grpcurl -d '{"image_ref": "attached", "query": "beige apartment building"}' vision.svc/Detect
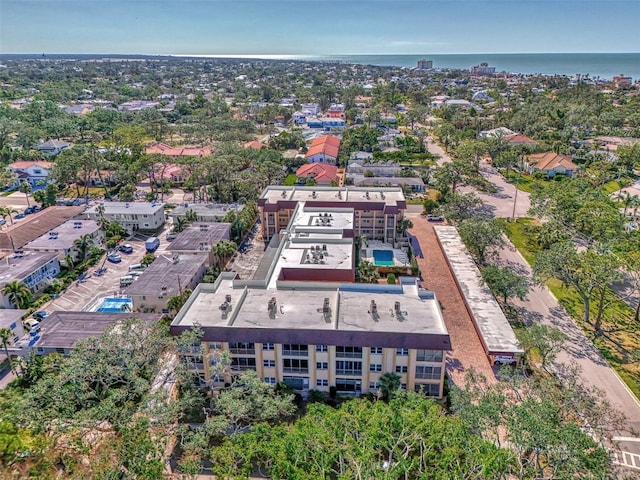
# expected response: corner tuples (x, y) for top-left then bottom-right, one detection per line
(171, 273), (451, 398)
(258, 186), (407, 243)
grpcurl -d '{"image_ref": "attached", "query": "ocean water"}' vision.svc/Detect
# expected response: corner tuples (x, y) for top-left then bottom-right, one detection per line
(303, 53), (640, 80)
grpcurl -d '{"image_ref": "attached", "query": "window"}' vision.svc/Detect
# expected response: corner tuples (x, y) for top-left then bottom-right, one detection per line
(231, 357), (256, 371)
(336, 378), (361, 393)
(336, 361), (362, 376)
(416, 349), (443, 362)
(370, 347), (383, 355)
(335, 346), (362, 358)
(283, 358), (308, 374)
(396, 348), (409, 356)
(229, 342), (255, 355)
(316, 379), (329, 387)
(36, 347), (44, 353)
(316, 362), (328, 370)
(262, 343), (275, 351)
(316, 344), (328, 352)
(369, 364), (382, 373)
(369, 381), (380, 390)
(395, 365), (408, 374)
(263, 360), (276, 368)
(282, 344), (308, 356)
(400, 383), (407, 390)
(415, 383), (441, 397)
(415, 366), (441, 380)
(264, 377), (277, 385)
(209, 342), (222, 350)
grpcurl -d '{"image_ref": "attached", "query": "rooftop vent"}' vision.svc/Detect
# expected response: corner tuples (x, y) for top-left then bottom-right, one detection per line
(311, 191), (317, 199)
(394, 301), (401, 314)
(365, 192), (370, 199)
(225, 294), (232, 303)
(322, 297), (330, 314)
(369, 300), (377, 315)
(267, 297), (277, 316)
(281, 191), (287, 198)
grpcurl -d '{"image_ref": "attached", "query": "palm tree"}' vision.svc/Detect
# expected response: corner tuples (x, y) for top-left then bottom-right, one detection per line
(18, 181), (32, 206)
(378, 372), (401, 401)
(73, 233), (94, 262)
(173, 217), (189, 233)
(0, 327), (15, 373)
(2, 280), (32, 309)
(64, 252), (75, 271)
(212, 240), (237, 269)
(355, 235), (368, 267)
(357, 260), (379, 284)
(396, 218), (414, 237)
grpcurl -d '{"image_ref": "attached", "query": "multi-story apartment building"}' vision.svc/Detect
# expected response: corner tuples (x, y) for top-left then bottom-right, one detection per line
(258, 186), (407, 243)
(171, 273), (451, 397)
(84, 202), (165, 234)
(0, 252), (60, 308)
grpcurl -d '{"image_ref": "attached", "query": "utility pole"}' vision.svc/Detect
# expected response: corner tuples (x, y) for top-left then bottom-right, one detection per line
(511, 184), (519, 221)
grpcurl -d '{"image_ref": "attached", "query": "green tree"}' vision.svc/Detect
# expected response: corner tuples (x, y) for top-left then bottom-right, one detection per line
(533, 242), (621, 331)
(518, 324), (567, 373)
(212, 239), (237, 269)
(141, 252), (156, 267)
(378, 371), (401, 401)
(481, 265), (529, 305)
(73, 233), (94, 263)
(173, 216), (189, 233)
(356, 260), (379, 283)
(18, 182), (32, 206)
(2, 280), (32, 309)
(458, 218), (505, 265)
(0, 328), (15, 373)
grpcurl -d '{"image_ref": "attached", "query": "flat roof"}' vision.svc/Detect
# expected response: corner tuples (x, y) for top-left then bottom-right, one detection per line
(0, 309), (28, 329)
(171, 275), (450, 350)
(85, 201), (164, 215)
(0, 251), (58, 285)
(434, 226), (523, 355)
(259, 186), (406, 207)
(14, 312), (162, 349)
(0, 206), (85, 251)
(23, 219), (100, 251)
(124, 253), (208, 298)
(170, 203), (244, 218)
(167, 223), (231, 252)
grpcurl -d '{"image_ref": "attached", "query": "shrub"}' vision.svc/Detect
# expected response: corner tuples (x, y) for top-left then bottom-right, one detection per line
(387, 273), (396, 285)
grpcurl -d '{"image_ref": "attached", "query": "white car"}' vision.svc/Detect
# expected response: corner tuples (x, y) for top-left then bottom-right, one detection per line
(493, 355), (518, 366)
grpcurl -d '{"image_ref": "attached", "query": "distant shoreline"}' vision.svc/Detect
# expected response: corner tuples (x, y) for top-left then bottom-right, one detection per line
(1, 52), (639, 80)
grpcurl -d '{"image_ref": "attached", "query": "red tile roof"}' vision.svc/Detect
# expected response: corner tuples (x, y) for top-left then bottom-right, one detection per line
(305, 135), (340, 159)
(8, 161), (53, 170)
(529, 152), (578, 171)
(296, 163), (339, 184)
(504, 133), (536, 144)
(244, 141), (264, 150)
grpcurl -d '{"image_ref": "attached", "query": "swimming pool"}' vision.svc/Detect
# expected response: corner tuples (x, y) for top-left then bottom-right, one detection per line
(372, 250), (394, 267)
(96, 297), (133, 313)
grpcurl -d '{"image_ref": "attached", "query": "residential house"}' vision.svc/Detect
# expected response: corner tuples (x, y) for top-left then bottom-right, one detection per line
(7, 160), (53, 186)
(613, 74), (633, 88)
(0, 309), (27, 347)
(525, 152), (578, 177)
(167, 223), (232, 265)
(84, 202), (165, 234)
(296, 163), (339, 186)
(145, 142), (212, 157)
(0, 252), (61, 308)
(34, 140), (69, 156)
(305, 135), (341, 164)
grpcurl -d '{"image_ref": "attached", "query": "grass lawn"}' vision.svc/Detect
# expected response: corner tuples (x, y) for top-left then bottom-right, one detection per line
(502, 170), (545, 194)
(282, 174), (297, 186)
(602, 177), (635, 195)
(502, 219), (640, 398)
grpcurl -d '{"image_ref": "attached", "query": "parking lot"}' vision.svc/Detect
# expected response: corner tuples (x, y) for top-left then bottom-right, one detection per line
(43, 223), (173, 314)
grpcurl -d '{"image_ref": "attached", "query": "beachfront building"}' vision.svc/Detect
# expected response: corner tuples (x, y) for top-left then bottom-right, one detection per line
(0, 252), (61, 308)
(84, 202), (165, 234)
(257, 186), (407, 243)
(417, 59), (433, 70)
(22, 219), (103, 266)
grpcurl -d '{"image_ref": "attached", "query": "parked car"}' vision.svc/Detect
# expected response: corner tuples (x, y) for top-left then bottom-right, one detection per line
(107, 253), (122, 263)
(33, 310), (49, 320)
(493, 355), (518, 366)
(166, 232), (177, 241)
(14, 213), (25, 219)
(427, 214), (444, 222)
(145, 236), (160, 252)
(0, 219), (5, 226)
(118, 244), (133, 254)
(24, 319), (40, 331)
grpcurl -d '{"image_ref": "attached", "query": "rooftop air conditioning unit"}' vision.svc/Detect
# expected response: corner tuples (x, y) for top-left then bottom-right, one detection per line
(370, 300), (377, 315)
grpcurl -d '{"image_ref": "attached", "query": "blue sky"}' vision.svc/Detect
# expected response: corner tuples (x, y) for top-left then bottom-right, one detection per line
(1, 0), (638, 55)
